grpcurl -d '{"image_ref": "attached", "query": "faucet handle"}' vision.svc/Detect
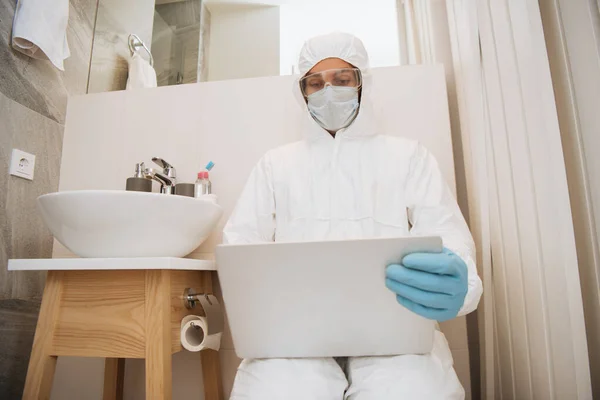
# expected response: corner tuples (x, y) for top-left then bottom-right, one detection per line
(133, 162), (146, 178)
(152, 157), (173, 170)
(152, 157), (177, 178)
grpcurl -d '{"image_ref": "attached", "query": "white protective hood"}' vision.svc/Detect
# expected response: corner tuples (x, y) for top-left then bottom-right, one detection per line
(293, 32), (378, 142)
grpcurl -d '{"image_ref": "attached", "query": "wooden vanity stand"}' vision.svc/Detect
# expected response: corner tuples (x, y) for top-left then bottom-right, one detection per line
(8, 258), (223, 400)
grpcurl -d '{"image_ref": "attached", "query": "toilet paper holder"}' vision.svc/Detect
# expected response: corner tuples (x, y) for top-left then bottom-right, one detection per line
(183, 288), (224, 335)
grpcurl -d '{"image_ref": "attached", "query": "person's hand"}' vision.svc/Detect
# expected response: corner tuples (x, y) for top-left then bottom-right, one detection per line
(385, 248), (468, 322)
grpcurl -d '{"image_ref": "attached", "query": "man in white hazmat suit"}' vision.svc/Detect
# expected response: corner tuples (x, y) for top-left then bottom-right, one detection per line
(223, 32), (483, 399)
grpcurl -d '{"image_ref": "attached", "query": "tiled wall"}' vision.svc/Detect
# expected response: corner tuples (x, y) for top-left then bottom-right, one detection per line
(154, 0), (202, 86)
(0, 0), (96, 397)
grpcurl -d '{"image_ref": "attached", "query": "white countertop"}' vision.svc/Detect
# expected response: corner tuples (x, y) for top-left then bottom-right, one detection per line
(8, 257), (216, 271)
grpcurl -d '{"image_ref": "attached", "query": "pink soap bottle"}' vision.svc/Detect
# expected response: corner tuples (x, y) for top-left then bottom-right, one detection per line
(194, 172), (208, 197)
(195, 161), (214, 198)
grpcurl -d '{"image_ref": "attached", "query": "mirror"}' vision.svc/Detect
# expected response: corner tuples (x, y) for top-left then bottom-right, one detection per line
(88, 0), (207, 92)
(86, 0), (401, 93)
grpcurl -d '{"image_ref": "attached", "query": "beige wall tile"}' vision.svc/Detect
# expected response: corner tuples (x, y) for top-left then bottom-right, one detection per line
(0, 0), (96, 123)
(1, 0), (94, 398)
(0, 300), (40, 398)
(0, 93), (63, 300)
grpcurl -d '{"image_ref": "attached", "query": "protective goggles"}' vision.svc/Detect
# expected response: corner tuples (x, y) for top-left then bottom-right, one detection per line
(299, 68), (362, 97)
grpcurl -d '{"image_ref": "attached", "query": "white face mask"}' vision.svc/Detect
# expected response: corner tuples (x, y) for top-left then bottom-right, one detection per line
(307, 85), (360, 132)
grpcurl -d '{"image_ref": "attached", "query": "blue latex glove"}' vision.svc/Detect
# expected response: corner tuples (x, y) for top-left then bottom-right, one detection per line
(385, 248), (468, 322)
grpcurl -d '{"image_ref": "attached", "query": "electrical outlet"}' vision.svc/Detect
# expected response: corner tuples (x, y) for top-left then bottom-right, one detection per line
(9, 149), (36, 181)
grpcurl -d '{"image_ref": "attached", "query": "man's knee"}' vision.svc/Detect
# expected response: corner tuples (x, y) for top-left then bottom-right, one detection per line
(345, 332), (465, 399)
(230, 357), (347, 400)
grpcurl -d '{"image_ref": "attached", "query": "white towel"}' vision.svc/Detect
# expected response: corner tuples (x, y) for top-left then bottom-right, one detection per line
(11, 0), (70, 71)
(126, 53), (158, 90)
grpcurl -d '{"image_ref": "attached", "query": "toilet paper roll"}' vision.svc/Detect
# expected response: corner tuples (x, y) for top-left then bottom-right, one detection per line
(180, 315), (222, 352)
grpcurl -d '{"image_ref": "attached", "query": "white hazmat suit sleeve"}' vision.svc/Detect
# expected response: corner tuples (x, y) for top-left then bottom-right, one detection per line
(406, 143), (483, 316)
(223, 154), (276, 245)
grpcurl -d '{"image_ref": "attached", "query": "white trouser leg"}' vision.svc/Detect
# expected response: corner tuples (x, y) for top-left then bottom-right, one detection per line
(345, 331), (465, 399)
(229, 357), (348, 400)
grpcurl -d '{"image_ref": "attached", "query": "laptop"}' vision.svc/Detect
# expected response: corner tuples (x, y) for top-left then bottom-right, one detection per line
(216, 236), (441, 359)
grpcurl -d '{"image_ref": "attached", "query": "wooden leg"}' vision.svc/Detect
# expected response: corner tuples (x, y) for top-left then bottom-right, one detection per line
(145, 270), (172, 400)
(103, 358), (125, 400)
(201, 350), (224, 400)
(23, 271), (64, 400)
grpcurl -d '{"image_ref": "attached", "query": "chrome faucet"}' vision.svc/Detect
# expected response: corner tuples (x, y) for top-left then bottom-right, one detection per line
(144, 158), (177, 194)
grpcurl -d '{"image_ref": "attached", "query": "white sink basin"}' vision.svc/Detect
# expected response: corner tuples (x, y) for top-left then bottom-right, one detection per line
(37, 190), (223, 258)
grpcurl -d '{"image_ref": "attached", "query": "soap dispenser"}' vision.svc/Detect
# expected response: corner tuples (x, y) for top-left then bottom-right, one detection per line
(126, 162), (152, 192)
